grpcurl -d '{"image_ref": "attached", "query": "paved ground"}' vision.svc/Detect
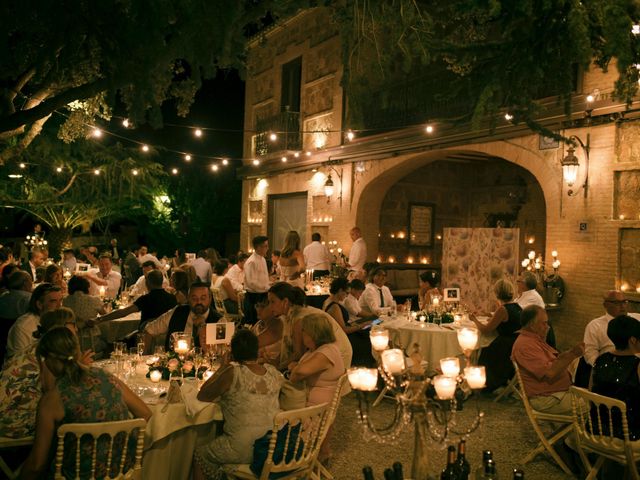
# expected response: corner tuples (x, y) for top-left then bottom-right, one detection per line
(328, 392), (577, 479)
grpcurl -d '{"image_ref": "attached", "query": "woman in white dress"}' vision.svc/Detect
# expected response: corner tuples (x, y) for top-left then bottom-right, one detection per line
(211, 259), (240, 313)
(278, 231), (305, 288)
(194, 329), (283, 480)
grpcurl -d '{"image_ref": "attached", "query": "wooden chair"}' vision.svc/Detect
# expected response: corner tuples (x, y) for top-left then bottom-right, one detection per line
(53, 418), (146, 480)
(0, 436), (33, 479)
(569, 386), (640, 480)
(512, 361), (574, 475)
(211, 287), (242, 323)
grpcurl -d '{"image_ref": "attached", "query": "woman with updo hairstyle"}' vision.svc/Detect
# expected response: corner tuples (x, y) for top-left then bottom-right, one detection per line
(63, 275), (107, 356)
(44, 264), (67, 295)
(19, 327), (151, 479)
(472, 278), (522, 392)
(170, 269), (190, 305)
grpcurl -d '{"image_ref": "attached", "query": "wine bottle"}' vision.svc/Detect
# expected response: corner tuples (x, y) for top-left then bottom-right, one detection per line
(383, 468), (395, 480)
(392, 462), (404, 480)
(455, 439), (471, 479)
(362, 466), (375, 480)
(512, 469), (524, 479)
(475, 450), (493, 479)
(482, 459), (498, 479)
(441, 445), (458, 480)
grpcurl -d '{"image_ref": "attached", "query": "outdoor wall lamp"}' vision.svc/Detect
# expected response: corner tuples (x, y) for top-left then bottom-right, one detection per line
(324, 164), (343, 206)
(561, 134), (589, 196)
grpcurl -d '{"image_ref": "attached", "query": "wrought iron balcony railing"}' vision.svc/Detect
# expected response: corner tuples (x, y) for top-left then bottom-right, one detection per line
(254, 111), (302, 156)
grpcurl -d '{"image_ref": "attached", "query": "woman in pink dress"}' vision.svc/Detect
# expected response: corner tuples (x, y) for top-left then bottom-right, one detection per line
(288, 313), (345, 464)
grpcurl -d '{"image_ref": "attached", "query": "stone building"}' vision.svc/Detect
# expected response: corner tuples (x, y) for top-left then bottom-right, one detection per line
(239, 7), (640, 347)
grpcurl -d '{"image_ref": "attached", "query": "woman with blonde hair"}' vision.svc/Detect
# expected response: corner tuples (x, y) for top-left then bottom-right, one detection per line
(278, 231), (305, 288)
(44, 264), (67, 295)
(19, 327), (151, 479)
(471, 278), (522, 392)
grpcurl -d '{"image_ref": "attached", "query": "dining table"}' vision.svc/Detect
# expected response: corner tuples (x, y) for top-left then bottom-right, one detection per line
(99, 311), (141, 343)
(380, 314), (496, 375)
(98, 358), (223, 480)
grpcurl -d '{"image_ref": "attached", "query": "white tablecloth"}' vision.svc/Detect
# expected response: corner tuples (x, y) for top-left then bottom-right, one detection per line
(99, 312), (141, 343)
(381, 316), (495, 374)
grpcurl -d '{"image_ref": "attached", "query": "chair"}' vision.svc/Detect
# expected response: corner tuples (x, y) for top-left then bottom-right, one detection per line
(53, 418), (146, 480)
(0, 436), (33, 479)
(224, 403), (332, 480)
(512, 361), (574, 474)
(569, 386), (640, 480)
(211, 287), (242, 323)
(493, 374), (520, 403)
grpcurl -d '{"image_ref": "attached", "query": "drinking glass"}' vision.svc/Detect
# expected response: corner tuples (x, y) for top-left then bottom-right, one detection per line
(137, 341), (145, 357)
(128, 348), (138, 376)
(154, 346), (165, 355)
(113, 342), (125, 357)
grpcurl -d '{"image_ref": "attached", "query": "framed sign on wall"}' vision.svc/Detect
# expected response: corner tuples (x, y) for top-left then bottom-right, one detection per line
(408, 203), (435, 247)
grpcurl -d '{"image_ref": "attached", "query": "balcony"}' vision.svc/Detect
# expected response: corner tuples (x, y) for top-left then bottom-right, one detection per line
(254, 110), (302, 156)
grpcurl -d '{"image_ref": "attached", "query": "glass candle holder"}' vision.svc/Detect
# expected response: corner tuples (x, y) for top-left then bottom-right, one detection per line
(347, 367), (379, 391)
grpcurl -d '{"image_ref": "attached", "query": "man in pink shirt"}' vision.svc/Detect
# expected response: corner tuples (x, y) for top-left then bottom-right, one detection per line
(512, 305), (585, 415)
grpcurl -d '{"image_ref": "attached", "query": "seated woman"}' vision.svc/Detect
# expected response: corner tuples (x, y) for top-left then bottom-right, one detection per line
(63, 275), (107, 356)
(19, 327), (151, 480)
(44, 264), (68, 296)
(418, 271), (441, 310)
(169, 269), (190, 305)
(0, 308), (91, 439)
(288, 313), (346, 464)
(194, 329), (283, 480)
(322, 277), (374, 367)
(211, 259), (240, 314)
(252, 301), (283, 367)
(591, 314), (640, 440)
(472, 279), (522, 392)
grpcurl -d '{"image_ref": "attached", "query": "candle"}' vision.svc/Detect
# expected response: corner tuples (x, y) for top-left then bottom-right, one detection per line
(552, 260), (560, 269)
(175, 339), (189, 354)
(150, 370), (162, 383)
(453, 314), (462, 323)
(381, 349), (405, 374)
(457, 328), (479, 351)
(202, 370), (214, 382)
(464, 366), (487, 389)
(528, 250), (535, 260)
(440, 357), (460, 377)
(432, 297), (440, 307)
(411, 311), (418, 320)
(551, 250), (558, 258)
(369, 328), (389, 351)
(418, 314), (427, 323)
(98, 286), (106, 299)
(347, 367), (378, 391)
(433, 375), (457, 400)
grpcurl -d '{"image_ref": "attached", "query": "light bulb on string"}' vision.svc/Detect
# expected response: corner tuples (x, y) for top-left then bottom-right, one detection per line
(194, 128), (203, 137)
(92, 128), (102, 138)
(211, 164), (219, 172)
(252, 159), (260, 166)
(346, 130), (355, 141)
(122, 119), (130, 128)
(269, 132), (277, 142)
(19, 163), (25, 169)
(93, 169), (100, 175)
(132, 169), (139, 176)
(294, 152), (300, 158)
(222, 159), (229, 166)
(425, 125), (434, 134)
(306, 151), (312, 157)
(55, 167), (62, 173)
(141, 145), (149, 152)
(171, 168), (178, 175)
(504, 113), (513, 121)
(184, 154), (192, 162)
(281, 156), (287, 163)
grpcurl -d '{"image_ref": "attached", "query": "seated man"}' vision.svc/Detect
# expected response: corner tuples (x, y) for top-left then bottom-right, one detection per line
(584, 290), (640, 366)
(359, 267), (394, 316)
(143, 282), (222, 352)
(511, 305), (584, 415)
(131, 260), (168, 298)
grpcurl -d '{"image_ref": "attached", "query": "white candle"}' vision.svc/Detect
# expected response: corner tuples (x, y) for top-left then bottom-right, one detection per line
(432, 297), (440, 307)
(369, 328), (389, 351)
(418, 314), (427, 323)
(464, 366), (487, 389)
(381, 349), (405, 374)
(440, 357), (460, 377)
(457, 327), (479, 351)
(98, 286), (106, 299)
(433, 375), (457, 400)
(411, 311), (418, 320)
(347, 367), (378, 391)
(175, 339), (189, 354)
(150, 370), (162, 383)
(551, 250), (558, 258)
(528, 250), (536, 260)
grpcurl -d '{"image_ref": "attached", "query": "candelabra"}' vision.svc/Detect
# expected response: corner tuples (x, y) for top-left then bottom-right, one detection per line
(348, 326), (486, 479)
(521, 249), (564, 306)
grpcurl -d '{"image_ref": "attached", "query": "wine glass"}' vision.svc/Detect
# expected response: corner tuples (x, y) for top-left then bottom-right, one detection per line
(154, 346), (165, 355)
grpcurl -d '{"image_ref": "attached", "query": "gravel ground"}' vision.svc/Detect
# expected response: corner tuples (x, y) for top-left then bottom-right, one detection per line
(327, 392), (578, 479)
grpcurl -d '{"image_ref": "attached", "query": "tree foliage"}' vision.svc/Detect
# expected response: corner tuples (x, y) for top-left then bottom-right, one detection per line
(0, 0), (304, 163)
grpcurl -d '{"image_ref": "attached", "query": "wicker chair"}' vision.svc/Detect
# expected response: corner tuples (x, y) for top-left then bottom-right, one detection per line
(53, 418), (146, 480)
(569, 386), (640, 480)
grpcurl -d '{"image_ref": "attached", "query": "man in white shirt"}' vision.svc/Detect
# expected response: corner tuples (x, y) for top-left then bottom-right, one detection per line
(583, 290), (640, 366)
(87, 254), (122, 299)
(303, 233), (332, 278)
(142, 282), (223, 352)
(131, 261), (169, 298)
(6, 283), (63, 359)
(360, 267), (394, 316)
(138, 245), (162, 268)
(243, 236), (270, 325)
(225, 253), (248, 291)
(192, 250), (213, 283)
(343, 279), (368, 324)
(515, 272), (546, 309)
(347, 227), (367, 280)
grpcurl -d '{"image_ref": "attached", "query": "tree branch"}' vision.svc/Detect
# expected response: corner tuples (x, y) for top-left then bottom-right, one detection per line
(0, 114), (51, 164)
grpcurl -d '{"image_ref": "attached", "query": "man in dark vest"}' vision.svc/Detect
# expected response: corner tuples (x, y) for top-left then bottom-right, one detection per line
(142, 281), (222, 352)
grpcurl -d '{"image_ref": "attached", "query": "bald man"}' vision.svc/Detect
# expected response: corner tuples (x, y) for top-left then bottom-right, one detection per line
(583, 290), (640, 366)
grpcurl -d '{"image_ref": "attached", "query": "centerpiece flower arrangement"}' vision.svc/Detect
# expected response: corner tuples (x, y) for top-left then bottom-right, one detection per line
(146, 352), (207, 380)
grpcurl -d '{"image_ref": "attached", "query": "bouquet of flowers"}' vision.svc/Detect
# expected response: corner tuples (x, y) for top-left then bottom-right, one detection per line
(146, 352), (207, 380)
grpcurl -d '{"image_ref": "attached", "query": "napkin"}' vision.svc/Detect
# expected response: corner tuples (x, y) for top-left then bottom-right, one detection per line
(181, 379), (210, 418)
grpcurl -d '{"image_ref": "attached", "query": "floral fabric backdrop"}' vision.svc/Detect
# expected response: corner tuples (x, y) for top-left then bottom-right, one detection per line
(442, 228), (520, 314)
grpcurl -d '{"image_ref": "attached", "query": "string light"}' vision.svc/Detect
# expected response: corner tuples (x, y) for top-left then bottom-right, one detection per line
(346, 130), (355, 141)
(281, 156), (287, 162)
(19, 163), (25, 169)
(633, 24), (640, 35)
(294, 152), (300, 158)
(194, 128), (203, 137)
(91, 128), (102, 138)
(222, 159), (229, 165)
(184, 154), (192, 161)
(171, 168), (178, 175)
(211, 164), (219, 172)
(122, 119), (130, 128)
(306, 151), (312, 156)
(504, 113), (513, 121)
(93, 169), (100, 175)
(269, 132), (277, 141)
(132, 169), (139, 176)
(141, 145), (149, 152)
(425, 125), (434, 134)
(252, 159), (260, 166)
(586, 94), (595, 103)
(55, 167), (62, 173)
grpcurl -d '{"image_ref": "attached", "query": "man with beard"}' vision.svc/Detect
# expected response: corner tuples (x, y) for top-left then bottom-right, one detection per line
(142, 282), (222, 352)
